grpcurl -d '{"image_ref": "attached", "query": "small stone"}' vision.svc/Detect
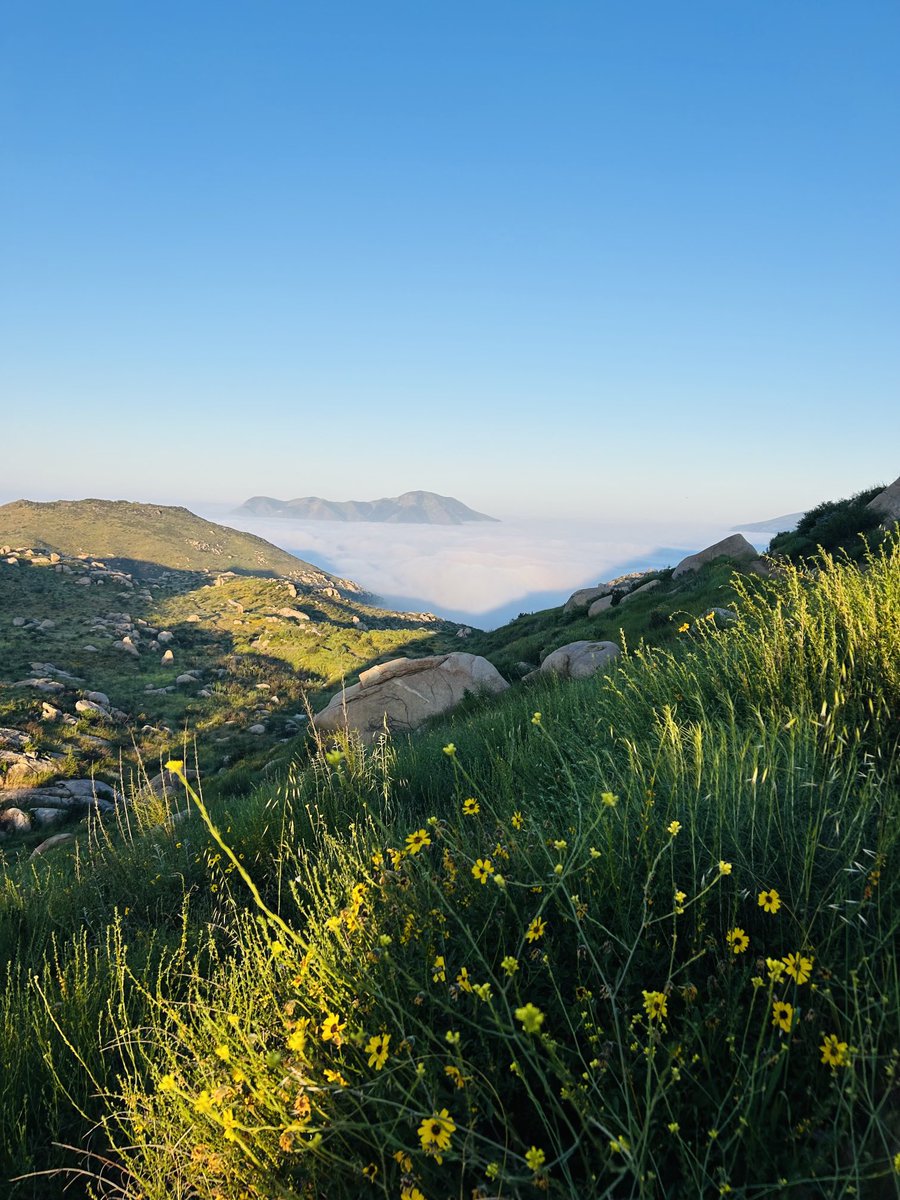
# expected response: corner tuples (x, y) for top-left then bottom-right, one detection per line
(247, 723), (267, 734)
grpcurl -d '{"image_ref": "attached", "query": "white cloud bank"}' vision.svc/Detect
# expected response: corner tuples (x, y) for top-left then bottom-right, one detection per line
(202, 509), (770, 629)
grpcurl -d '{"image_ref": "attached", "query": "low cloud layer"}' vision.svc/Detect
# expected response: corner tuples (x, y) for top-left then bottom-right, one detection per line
(205, 510), (769, 629)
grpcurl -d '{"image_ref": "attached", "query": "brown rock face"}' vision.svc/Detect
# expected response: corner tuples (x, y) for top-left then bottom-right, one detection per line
(672, 534), (758, 579)
(313, 653), (509, 741)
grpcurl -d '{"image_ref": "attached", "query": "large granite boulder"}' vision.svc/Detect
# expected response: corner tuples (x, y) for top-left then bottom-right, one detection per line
(538, 640), (620, 680)
(867, 475), (900, 524)
(563, 585), (610, 612)
(314, 653), (509, 740)
(672, 534), (758, 578)
(619, 578), (660, 604)
(588, 594), (615, 617)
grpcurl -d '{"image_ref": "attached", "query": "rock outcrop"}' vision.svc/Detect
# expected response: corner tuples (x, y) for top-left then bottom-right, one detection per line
(867, 475), (900, 524)
(672, 535), (758, 579)
(314, 653), (509, 740)
(537, 640), (621, 680)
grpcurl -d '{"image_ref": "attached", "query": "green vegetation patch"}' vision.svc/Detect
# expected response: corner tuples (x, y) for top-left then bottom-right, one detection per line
(1, 539), (898, 1196)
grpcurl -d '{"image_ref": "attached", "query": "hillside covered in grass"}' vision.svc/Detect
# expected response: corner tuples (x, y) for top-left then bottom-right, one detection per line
(0, 499), (353, 583)
(1, 536), (898, 1198)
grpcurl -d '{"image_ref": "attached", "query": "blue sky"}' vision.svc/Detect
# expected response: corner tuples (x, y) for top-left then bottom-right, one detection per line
(2, 2), (898, 521)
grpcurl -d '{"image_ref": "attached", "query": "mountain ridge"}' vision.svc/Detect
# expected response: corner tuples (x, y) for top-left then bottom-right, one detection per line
(237, 489), (499, 524)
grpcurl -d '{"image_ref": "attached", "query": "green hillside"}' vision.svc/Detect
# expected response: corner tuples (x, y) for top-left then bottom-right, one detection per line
(0, 499), (348, 583)
(1, 534), (897, 1198)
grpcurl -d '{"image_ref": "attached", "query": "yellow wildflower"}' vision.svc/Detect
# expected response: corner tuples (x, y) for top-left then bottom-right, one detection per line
(442, 743), (456, 756)
(820, 1034), (849, 1068)
(783, 952), (814, 985)
(462, 797), (480, 815)
(444, 1064), (466, 1089)
(456, 966), (473, 993)
(418, 1108), (456, 1153)
(526, 916), (547, 942)
(511, 810), (524, 829)
(677, 622), (690, 633)
(642, 990), (668, 1020)
(531, 711), (542, 725)
(525, 1146), (546, 1171)
(667, 820), (682, 836)
(515, 1003), (545, 1034)
(501, 955), (519, 976)
(772, 1000), (794, 1032)
(320, 1012), (346, 1044)
(718, 861), (732, 876)
(406, 828), (431, 855)
(601, 792), (618, 807)
(214, 1044), (230, 1061)
(725, 928), (750, 955)
(432, 955), (446, 982)
(194, 1090), (213, 1114)
(362, 1162), (378, 1182)
(158, 1073), (176, 1093)
(472, 857), (494, 884)
(758, 887), (781, 914)
(365, 1033), (390, 1070)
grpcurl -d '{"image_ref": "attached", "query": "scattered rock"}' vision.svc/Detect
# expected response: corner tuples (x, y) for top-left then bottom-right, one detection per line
(84, 690), (111, 706)
(564, 585), (611, 612)
(619, 578), (661, 604)
(314, 653), (509, 741)
(158, 631), (175, 644)
(75, 699), (111, 719)
(537, 640), (621, 680)
(0, 807), (32, 833)
(161, 649), (175, 665)
(672, 535), (758, 579)
(175, 673), (197, 686)
(12, 616), (26, 627)
(30, 832), (75, 859)
(247, 723), (267, 734)
(277, 607), (311, 621)
(587, 594), (615, 617)
(31, 807), (66, 828)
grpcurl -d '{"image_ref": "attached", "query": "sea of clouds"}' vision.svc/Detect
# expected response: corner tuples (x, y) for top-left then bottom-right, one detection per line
(202, 509), (770, 629)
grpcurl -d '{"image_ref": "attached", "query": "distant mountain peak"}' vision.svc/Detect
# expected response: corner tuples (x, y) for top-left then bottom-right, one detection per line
(237, 490), (499, 525)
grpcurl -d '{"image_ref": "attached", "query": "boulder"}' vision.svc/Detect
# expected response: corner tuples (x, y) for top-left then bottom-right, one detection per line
(84, 690), (111, 707)
(314, 652), (509, 741)
(75, 699), (110, 719)
(564, 585), (610, 612)
(158, 631), (175, 644)
(867, 474), (900, 524)
(538, 640), (621, 680)
(672, 535), (758, 579)
(161, 649), (175, 665)
(176, 673), (197, 686)
(277, 607), (311, 621)
(619, 578), (660, 604)
(30, 832), (75, 859)
(587, 594), (615, 617)
(0, 807), (32, 834)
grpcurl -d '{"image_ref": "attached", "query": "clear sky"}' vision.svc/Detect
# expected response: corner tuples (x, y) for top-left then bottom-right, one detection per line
(2, 2), (898, 522)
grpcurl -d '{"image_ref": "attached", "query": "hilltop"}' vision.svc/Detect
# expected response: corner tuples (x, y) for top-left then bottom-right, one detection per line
(0, 499), (358, 585)
(238, 489), (499, 524)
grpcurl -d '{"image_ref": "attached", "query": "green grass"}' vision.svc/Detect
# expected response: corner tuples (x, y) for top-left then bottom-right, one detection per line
(0, 539), (898, 1196)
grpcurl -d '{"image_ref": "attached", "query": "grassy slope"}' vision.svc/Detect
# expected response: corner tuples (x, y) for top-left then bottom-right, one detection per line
(1, 541), (898, 1197)
(0, 499), (346, 583)
(468, 560), (745, 676)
